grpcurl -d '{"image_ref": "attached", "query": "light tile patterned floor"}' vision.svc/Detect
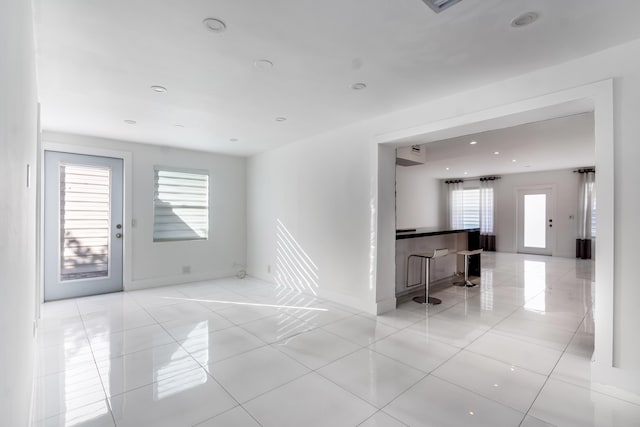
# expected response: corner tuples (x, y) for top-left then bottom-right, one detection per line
(32, 253), (640, 426)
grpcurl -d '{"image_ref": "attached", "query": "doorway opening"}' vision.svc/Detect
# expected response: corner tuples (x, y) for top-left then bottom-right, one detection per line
(374, 80), (614, 387)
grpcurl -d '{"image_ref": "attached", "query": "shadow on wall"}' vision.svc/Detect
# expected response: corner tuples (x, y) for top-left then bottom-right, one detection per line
(153, 199), (206, 242)
(275, 219), (319, 295)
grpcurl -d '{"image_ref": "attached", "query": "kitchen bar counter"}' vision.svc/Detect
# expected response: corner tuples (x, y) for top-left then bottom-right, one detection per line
(396, 227), (480, 239)
(395, 227), (481, 297)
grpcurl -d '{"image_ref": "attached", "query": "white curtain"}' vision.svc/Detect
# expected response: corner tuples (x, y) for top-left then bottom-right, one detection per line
(447, 181), (464, 229)
(577, 170), (595, 259)
(577, 171), (595, 240)
(479, 179), (495, 235)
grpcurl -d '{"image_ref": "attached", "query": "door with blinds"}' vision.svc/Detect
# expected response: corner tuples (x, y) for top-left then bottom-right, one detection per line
(44, 151), (123, 301)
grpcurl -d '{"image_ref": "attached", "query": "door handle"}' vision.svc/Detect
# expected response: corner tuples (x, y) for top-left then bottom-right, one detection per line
(115, 233), (123, 239)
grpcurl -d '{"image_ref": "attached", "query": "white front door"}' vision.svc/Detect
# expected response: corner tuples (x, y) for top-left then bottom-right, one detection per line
(44, 151), (124, 301)
(517, 187), (554, 256)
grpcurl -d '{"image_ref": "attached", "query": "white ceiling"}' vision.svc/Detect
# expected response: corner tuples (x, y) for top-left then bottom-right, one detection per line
(34, 0), (640, 156)
(403, 112), (595, 179)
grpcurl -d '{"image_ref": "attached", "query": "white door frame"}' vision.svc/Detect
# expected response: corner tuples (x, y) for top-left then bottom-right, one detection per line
(374, 80), (619, 391)
(515, 184), (556, 256)
(39, 141), (133, 303)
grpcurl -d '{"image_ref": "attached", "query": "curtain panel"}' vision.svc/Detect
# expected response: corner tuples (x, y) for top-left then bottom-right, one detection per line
(447, 180), (464, 229)
(479, 177), (497, 251)
(576, 169), (596, 259)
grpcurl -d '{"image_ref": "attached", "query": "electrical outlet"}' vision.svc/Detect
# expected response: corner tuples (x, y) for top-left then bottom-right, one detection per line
(182, 265), (191, 274)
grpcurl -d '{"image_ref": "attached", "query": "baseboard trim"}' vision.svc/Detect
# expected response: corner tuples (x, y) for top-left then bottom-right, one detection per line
(375, 297), (397, 315)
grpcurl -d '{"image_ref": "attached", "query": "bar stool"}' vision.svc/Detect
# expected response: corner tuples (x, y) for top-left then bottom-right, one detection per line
(406, 248), (449, 305)
(456, 249), (483, 287)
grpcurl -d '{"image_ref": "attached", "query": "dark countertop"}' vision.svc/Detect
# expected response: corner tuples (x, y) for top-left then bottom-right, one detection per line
(396, 227), (480, 240)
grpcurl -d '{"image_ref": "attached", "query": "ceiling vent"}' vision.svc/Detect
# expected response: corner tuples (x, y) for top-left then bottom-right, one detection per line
(421, 0), (464, 13)
(396, 145), (426, 166)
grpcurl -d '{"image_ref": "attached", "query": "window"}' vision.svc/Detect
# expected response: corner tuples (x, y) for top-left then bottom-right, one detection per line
(461, 188), (480, 228)
(451, 187), (493, 229)
(153, 167), (209, 242)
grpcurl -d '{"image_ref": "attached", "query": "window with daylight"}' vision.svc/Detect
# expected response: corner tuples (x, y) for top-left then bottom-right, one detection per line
(153, 167), (209, 242)
(451, 187), (494, 229)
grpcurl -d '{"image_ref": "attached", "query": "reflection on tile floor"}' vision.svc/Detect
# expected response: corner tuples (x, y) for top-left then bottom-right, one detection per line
(33, 253), (640, 426)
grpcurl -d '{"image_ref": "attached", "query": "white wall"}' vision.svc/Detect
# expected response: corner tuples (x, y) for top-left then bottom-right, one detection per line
(0, 0), (39, 424)
(493, 169), (581, 257)
(395, 165), (443, 229)
(247, 38), (640, 394)
(43, 132), (246, 291)
(247, 126), (374, 311)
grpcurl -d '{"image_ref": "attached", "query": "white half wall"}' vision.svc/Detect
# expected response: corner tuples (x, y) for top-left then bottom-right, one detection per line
(43, 132), (246, 291)
(247, 38), (640, 395)
(0, 0), (39, 424)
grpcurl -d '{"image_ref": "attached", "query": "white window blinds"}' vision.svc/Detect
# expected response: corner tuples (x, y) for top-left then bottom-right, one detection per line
(451, 187), (494, 230)
(461, 188), (480, 228)
(153, 168), (209, 242)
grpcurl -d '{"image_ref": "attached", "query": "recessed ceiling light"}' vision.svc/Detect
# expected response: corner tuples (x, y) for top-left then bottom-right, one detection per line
(351, 82), (367, 90)
(150, 85), (167, 93)
(494, 151), (500, 155)
(469, 141), (478, 145)
(229, 138), (239, 142)
(468, 411), (475, 416)
(275, 117), (287, 122)
(253, 59), (274, 70)
(512, 159), (517, 163)
(124, 119), (136, 125)
(464, 171), (468, 175)
(511, 12), (539, 28)
(203, 17), (226, 33)
(445, 167), (450, 171)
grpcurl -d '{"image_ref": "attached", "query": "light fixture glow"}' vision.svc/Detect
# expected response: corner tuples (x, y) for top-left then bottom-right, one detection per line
(512, 159), (517, 163)
(203, 17), (227, 33)
(511, 12), (539, 28)
(464, 171), (468, 175)
(469, 141), (478, 145)
(445, 167), (450, 171)
(151, 85), (167, 93)
(494, 151), (500, 155)
(351, 82), (367, 90)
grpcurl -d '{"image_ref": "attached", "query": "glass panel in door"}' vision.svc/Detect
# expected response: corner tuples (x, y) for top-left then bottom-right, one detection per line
(517, 188), (553, 256)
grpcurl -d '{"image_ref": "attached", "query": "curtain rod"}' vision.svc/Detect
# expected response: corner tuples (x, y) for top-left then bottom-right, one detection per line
(573, 168), (595, 173)
(445, 176), (501, 184)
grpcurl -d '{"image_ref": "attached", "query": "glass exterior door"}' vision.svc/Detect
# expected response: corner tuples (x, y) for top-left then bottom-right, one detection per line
(44, 151), (123, 301)
(517, 188), (554, 255)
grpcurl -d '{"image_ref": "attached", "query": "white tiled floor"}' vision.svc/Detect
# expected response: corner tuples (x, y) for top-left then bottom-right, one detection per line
(33, 253), (640, 426)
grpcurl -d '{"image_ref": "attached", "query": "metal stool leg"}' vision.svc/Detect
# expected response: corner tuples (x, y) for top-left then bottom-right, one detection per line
(464, 253), (476, 287)
(412, 257), (442, 305)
